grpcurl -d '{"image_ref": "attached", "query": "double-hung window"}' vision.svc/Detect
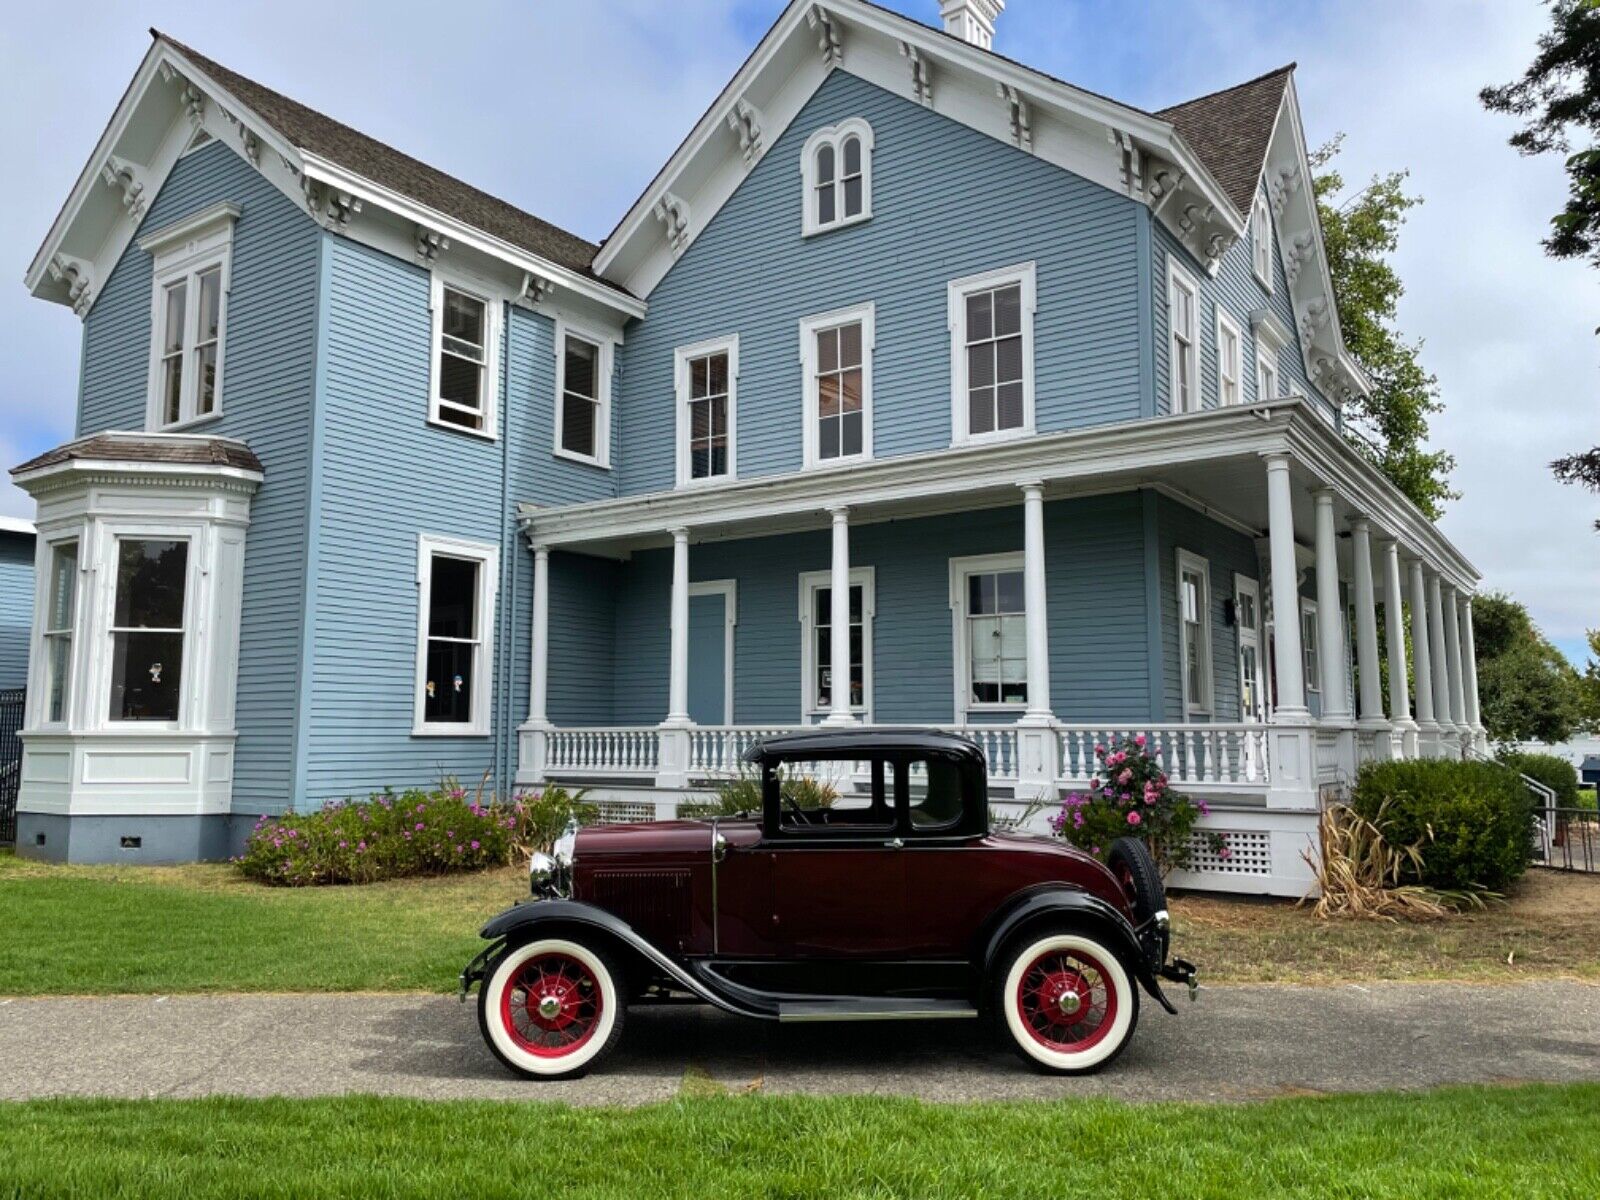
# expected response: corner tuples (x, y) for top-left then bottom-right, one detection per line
(555, 325), (611, 466)
(429, 275), (501, 437)
(139, 202), (237, 430)
(801, 118), (874, 236)
(42, 540), (79, 724)
(1216, 308), (1243, 407)
(799, 568), (874, 719)
(108, 538), (189, 723)
(1257, 348), (1280, 402)
(1168, 261), (1200, 414)
(675, 336), (737, 486)
(1301, 599), (1322, 696)
(414, 535), (498, 736)
(949, 262), (1036, 443)
(1177, 550), (1213, 718)
(800, 304), (874, 468)
(951, 553), (1028, 712)
(1252, 193), (1273, 290)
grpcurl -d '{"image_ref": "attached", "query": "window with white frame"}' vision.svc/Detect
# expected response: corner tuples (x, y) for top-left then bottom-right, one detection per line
(801, 118), (874, 236)
(555, 325), (611, 466)
(1252, 193), (1273, 290)
(42, 540), (78, 725)
(1256, 346), (1280, 402)
(429, 276), (501, 436)
(949, 263), (1036, 444)
(1216, 308), (1243, 407)
(1301, 598), (1321, 694)
(951, 554), (1028, 711)
(1168, 261), (1200, 414)
(675, 336), (737, 485)
(108, 537), (189, 723)
(1177, 550), (1213, 717)
(800, 304), (874, 468)
(799, 568), (874, 717)
(140, 203), (236, 430)
(414, 535), (499, 736)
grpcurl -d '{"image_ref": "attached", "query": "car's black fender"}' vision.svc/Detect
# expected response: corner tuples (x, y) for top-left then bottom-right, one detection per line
(462, 899), (777, 1020)
(978, 887), (1178, 1015)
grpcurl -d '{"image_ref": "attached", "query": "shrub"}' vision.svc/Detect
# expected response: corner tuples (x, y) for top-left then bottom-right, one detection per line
(1499, 751), (1582, 808)
(1048, 734), (1219, 874)
(237, 783), (593, 886)
(1349, 760), (1534, 891)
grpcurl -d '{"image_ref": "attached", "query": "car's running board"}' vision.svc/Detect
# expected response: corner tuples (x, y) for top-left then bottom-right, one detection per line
(777, 998), (979, 1023)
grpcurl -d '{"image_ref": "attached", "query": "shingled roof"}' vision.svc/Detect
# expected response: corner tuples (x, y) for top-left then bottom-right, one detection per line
(153, 30), (621, 292)
(1158, 65), (1294, 217)
(12, 433), (264, 477)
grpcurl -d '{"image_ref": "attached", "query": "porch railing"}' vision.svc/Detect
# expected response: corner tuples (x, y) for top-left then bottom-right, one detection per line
(546, 727), (660, 776)
(682, 724), (1022, 782)
(1057, 724), (1270, 790)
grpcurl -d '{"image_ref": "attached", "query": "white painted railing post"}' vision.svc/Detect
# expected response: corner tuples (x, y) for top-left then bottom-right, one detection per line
(1263, 453), (1315, 809)
(1380, 538), (1415, 759)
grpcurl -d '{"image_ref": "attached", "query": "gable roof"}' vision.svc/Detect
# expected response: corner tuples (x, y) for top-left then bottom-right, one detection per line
(1158, 65), (1295, 216)
(151, 31), (611, 287)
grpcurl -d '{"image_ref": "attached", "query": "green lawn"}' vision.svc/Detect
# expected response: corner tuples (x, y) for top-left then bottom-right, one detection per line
(0, 1085), (1595, 1198)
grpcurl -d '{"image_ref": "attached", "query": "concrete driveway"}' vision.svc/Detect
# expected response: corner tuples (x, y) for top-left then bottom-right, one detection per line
(2, 980), (1597, 1106)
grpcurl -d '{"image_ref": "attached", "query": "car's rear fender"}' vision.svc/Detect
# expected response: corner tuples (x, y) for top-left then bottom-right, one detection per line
(980, 888), (1178, 1015)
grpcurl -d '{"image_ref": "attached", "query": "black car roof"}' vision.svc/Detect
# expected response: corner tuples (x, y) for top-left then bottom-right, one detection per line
(742, 728), (985, 765)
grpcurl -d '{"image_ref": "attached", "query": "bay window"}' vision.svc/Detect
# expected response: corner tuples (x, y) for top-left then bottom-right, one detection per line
(108, 538), (189, 723)
(42, 540), (78, 724)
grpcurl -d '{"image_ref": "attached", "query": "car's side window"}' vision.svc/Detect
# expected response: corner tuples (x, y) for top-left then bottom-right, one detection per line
(901, 756), (965, 833)
(771, 757), (895, 836)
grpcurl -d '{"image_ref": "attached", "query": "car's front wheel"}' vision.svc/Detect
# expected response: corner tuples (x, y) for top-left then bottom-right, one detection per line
(995, 930), (1138, 1073)
(477, 936), (625, 1080)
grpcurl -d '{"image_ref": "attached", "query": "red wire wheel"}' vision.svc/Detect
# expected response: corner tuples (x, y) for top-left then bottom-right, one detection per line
(1014, 945), (1119, 1054)
(499, 951), (605, 1058)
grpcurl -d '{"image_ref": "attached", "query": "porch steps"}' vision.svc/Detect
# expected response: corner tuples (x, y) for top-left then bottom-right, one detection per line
(777, 998), (978, 1022)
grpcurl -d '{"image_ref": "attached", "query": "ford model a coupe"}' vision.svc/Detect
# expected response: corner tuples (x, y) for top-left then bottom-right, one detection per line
(460, 730), (1196, 1079)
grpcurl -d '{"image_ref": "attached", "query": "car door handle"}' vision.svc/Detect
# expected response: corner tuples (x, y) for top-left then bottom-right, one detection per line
(884, 838), (904, 849)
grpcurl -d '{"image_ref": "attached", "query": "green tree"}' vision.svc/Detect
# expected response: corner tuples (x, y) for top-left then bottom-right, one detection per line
(1481, 0), (1600, 525)
(1471, 592), (1587, 743)
(1311, 138), (1455, 518)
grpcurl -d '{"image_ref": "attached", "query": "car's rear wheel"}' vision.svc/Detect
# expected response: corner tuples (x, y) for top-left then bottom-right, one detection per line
(995, 930), (1138, 1073)
(477, 937), (625, 1080)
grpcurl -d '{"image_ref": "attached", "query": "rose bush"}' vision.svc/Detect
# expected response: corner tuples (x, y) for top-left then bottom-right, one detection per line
(236, 783), (593, 886)
(1048, 734), (1222, 874)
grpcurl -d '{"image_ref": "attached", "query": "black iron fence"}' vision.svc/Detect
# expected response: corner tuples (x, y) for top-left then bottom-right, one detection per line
(1533, 805), (1599, 874)
(0, 687), (22, 845)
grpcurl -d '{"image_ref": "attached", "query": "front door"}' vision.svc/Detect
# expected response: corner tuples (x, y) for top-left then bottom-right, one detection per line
(687, 586), (731, 726)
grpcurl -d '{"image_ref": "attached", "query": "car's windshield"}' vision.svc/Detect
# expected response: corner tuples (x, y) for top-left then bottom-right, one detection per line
(770, 757), (894, 834)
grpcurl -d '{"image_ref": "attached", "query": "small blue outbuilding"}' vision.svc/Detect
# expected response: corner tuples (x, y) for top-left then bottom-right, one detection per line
(0, 517), (36, 691)
(1581, 755), (1600, 789)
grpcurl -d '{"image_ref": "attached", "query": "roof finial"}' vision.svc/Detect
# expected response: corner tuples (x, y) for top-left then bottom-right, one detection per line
(940, 0), (1004, 50)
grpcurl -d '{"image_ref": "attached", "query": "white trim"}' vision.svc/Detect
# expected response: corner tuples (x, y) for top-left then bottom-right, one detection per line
(948, 261), (1037, 445)
(688, 579), (738, 724)
(34, 535), (81, 730)
(412, 533), (499, 737)
(948, 551), (1028, 721)
(427, 270), (503, 440)
(553, 320), (615, 469)
(1299, 597), (1321, 696)
(1176, 548), (1214, 719)
(143, 204), (236, 431)
(1215, 306), (1243, 408)
(1166, 259), (1201, 414)
(674, 334), (739, 488)
(801, 117), (875, 236)
(799, 301), (875, 470)
(798, 565), (875, 722)
(0, 516), (36, 536)
(1233, 574), (1266, 722)
(1251, 193), (1273, 291)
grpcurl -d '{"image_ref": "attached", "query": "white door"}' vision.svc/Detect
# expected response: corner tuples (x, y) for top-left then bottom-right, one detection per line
(1234, 576), (1267, 723)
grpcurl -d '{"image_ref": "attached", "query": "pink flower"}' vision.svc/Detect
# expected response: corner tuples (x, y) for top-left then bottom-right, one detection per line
(470, 840), (480, 850)
(1090, 777), (1101, 791)
(1197, 799), (1211, 817)
(1219, 845), (1233, 860)
(1127, 810), (1142, 826)
(1134, 733), (1146, 747)
(1094, 743), (1106, 756)
(357, 840), (366, 851)
(415, 822), (424, 831)
(1118, 768), (1133, 785)
(338, 840), (347, 849)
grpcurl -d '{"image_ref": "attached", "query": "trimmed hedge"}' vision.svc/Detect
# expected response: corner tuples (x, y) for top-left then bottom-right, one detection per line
(1499, 751), (1582, 807)
(1350, 760), (1534, 891)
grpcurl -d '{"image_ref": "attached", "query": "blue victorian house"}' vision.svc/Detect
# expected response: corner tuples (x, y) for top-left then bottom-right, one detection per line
(11, 0), (1484, 893)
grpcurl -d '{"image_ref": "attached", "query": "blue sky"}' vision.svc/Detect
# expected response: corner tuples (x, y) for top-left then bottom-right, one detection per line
(1, 1), (1593, 664)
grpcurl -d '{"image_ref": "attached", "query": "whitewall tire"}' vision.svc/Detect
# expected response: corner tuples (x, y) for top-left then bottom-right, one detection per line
(996, 931), (1138, 1074)
(477, 937), (624, 1080)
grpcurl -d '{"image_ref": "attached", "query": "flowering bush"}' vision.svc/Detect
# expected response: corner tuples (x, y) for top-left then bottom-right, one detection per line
(236, 783), (593, 886)
(1048, 734), (1223, 874)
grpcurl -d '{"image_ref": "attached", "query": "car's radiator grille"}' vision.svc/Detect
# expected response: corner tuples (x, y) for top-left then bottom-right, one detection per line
(588, 870), (693, 948)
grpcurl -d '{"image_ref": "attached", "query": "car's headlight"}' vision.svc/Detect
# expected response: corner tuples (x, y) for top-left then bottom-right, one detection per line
(530, 818), (579, 898)
(528, 851), (558, 897)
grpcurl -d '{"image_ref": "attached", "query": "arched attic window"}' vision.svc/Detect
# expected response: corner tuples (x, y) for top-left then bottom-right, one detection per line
(802, 118), (874, 236)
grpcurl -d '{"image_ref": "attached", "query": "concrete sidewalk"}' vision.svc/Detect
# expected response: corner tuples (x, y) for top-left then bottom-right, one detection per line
(2, 980), (1597, 1106)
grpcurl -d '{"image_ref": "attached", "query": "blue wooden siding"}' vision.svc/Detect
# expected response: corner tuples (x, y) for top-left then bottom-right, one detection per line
(1150, 184), (1335, 422)
(614, 69), (1146, 496)
(76, 140), (321, 812)
(0, 531), (35, 690)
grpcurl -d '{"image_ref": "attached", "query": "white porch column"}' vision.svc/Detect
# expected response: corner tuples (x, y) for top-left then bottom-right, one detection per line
(1350, 518), (1386, 750)
(825, 505), (856, 725)
(1461, 595), (1486, 751)
(1426, 570), (1455, 748)
(1312, 490), (1352, 720)
(1380, 538), (1416, 757)
(519, 543), (552, 784)
(1408, 557), (1438, 754)
(666, 527), (692, 726)
(1020, 482), (1053, 722)
(1263, 453), (1315, 808)
(1443, 582), (1467, 748)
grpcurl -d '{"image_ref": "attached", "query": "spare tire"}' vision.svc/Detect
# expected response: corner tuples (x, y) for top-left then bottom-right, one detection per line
(1107, 836), (1165, 924)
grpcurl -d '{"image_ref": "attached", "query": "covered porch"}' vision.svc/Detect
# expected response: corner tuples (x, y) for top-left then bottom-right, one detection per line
(514, 399), (1484, 896)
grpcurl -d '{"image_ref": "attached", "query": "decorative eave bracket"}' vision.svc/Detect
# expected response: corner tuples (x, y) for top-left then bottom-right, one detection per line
(415, 225), (450, 264)
(302, 178), (361, 232)
(1111, 129), (1143, 200)
(515, 271), (554, 310)
(654, 191), (692, 257)
(159, 62), (206, 128)
(900, 42), (933, 107)
(101, 154), (149, 220)
(997, 83), (1033, 152)
(48, 253), (94, 317)
(726, 98), (764, 167)
(807, 5), (843, 66)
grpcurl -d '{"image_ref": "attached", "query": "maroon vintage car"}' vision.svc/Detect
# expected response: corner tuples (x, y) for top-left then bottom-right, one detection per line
(460, 729), (1196, 1078)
